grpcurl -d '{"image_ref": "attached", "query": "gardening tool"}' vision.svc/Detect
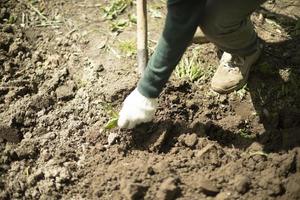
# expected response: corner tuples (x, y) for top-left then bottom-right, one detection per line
(136, 0), (148, 74)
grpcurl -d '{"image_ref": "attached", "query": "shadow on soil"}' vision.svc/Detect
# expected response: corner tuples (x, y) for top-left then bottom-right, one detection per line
(249, 9), (300, 152)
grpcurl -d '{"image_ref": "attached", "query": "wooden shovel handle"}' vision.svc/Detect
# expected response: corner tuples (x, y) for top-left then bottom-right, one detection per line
(136, 0), (148, 74)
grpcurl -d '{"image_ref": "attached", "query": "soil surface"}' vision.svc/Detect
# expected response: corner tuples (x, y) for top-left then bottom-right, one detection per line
(1, 0), (300, 199)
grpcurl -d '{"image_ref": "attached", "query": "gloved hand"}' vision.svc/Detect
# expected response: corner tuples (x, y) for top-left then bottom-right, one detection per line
(118, 88), (158, 129)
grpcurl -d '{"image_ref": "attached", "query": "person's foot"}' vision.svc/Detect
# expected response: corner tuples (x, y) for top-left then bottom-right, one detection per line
(211, 46), (262, 94)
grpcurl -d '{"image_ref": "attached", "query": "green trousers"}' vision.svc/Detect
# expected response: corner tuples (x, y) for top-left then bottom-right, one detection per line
(137, 0), (266, 98)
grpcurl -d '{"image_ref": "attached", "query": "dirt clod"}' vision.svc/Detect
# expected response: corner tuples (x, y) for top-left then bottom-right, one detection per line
(234, 175), (251, 194)
(198, 179), (220, 196)
(0, 125), (21, 143)
(156, 177), (180, 200)
(215, 191), (232, 200)
(286, 177), (300, 199)
(121, 179), (148, 200)
(55, 81), (75, 101)
(183, 133), (198, 148)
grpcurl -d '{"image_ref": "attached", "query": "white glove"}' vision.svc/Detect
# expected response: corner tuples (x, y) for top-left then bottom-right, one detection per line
(118, 88), (158, 129)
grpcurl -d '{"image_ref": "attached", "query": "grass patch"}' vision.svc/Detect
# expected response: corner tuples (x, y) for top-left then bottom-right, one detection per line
(101, 0), (135, 33)
(238, 128), (256, 139)
(118, 39), (136, 57)
(8, 15), (17, 24)
(110, 19), (128, 32)
(175, 53), (203, 82)
(102, 0), (133, 20)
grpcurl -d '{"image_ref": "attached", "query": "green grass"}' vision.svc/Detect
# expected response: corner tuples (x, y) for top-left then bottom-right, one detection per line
(8, 15), (17, 24)
(118, 40), (136, 57)
(238, 128), (256, 139)
(175, 53), (203, 82)
(100, 102), (119, 130)
(110, 19), (128, 32)
(101, 0), (135, 33)
(235, 84), (248, 100)
(102, 0), (133, 20)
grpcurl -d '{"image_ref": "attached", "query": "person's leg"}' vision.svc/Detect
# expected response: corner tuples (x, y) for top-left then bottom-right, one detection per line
(199, 0), (266, 93)
(200, 0), (266, 56)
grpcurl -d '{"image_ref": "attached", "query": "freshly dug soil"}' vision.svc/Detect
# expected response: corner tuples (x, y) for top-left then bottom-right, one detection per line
(0, 0), (300, 199)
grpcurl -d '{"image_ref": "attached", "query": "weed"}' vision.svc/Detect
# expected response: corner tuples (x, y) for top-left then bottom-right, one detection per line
(128, 13), (137, 24)
(110, 19), (128, 33)
(102, 0), (134, 33)
(118, 40), (136, 57)
(105, 117), (119, 130)
(101, 102), (119, 130)
(175, 53), (203, 82)
(235, 84), (248, 100)
(238, 128), (256, 139)
(102, 0), (132, 20)
(8, 15), (17, 24)
(22, 1), (62, 28)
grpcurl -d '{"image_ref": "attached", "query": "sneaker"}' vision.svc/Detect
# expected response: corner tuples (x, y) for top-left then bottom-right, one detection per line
(211, 46), (262, 94)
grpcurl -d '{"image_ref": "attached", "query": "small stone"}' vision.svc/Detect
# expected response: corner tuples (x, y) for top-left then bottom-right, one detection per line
(183, 133), (198, 148)
(120, 179), (148, 200)
(216, 191), (232, 200)
(234, 175), (250, 194)
(198, 179), (220, 196)
(107, 132), (118, 146)
(55, 81), (75, 101)
(156, 177), (180, 200)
